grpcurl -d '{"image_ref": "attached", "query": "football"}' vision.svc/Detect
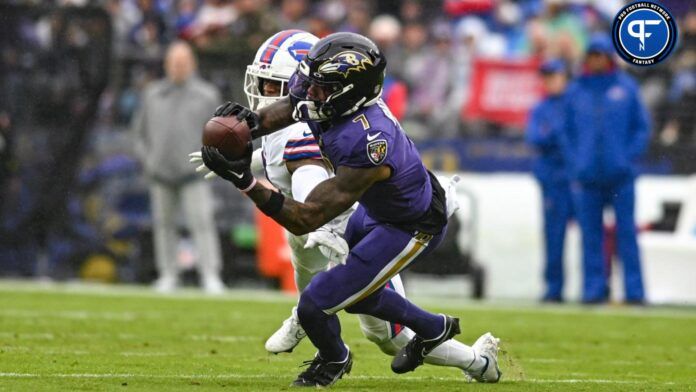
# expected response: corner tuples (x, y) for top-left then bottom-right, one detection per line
(202, 115), (252, 159)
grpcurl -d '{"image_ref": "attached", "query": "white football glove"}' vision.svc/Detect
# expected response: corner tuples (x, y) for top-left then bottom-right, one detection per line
(189, 148), (264, 180)
(444, 175), (461, 218)
(304, 228), (349, 265)
(189, 151), (217, 180)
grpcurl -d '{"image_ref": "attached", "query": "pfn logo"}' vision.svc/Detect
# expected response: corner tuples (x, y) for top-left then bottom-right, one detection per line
(612, 2), (677, 66)
(627, 19), (661, 51)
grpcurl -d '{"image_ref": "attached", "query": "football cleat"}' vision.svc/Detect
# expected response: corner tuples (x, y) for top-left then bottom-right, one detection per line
(201, 275), (226, 295)
(391, 315), (461, 374)
(265, 307), (306, 354)
(153, 275), (178, 293)
(292, 350), (352, 387)
(466, 332), (502, 383)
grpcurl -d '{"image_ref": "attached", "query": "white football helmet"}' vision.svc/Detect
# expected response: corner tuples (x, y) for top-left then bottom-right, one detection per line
(245, 30), (319, 111)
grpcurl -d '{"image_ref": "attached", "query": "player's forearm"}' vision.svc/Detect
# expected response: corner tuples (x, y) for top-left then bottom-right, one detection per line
(252, 97), (297, 139)
(247, 184), (327, 235)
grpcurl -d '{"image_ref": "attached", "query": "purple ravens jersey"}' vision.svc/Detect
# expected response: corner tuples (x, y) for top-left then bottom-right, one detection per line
(307, 100), (432, 224)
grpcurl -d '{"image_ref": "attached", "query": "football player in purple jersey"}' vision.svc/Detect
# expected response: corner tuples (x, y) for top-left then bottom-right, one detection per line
(200, 32), (501, 387)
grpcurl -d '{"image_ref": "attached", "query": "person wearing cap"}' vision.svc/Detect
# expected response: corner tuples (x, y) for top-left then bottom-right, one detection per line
(526, 59), (572, 303)
(562, 33), (651, 304)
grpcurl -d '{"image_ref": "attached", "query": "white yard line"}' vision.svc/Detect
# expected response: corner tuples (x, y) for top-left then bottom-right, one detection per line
(0, 372), (679, 385)
(188, 334), (258, 342)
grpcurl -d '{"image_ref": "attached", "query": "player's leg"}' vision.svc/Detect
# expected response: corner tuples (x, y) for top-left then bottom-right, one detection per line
(575, 184), (608, 302)
(297, 217), (453, 365)
(181, 181), (225, 293)
(287, 232), (329, 292)
(150, 182), (180, 292)
(357, 274), (484, 374)
(265, 232), (328, 354)
(610, 179), (644, 302)
(541, 181), (572, 301)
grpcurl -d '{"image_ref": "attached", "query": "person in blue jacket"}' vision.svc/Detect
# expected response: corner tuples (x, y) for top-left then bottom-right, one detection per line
(526, 59), (573, 302)
(563, 34), (651, 304)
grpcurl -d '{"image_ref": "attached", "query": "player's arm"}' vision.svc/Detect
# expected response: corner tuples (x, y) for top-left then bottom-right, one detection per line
(199, 144), (388, 235)
(247, 165), (389, 235)
(254, 97), (296, 138)
(213, 98), (296, 139)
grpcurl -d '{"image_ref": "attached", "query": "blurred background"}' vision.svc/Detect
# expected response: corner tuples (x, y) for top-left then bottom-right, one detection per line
(0, 0), (694, 303)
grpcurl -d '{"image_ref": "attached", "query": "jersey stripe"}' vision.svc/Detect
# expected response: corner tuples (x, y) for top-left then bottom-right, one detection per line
(260, 29), (304, 64)
(285, 138), (318, 148)
(285, 145), (321, 154)
(283, 151), (323, 161)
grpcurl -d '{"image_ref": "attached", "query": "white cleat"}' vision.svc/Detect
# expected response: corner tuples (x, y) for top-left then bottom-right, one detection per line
(265, 307), (306, 354)
(153, 275), (178, 293)
(202, 275), (226, 295)
(467, 332), (502, 383)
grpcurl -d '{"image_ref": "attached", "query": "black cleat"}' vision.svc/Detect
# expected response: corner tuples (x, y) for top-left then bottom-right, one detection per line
(291, 350), (352, 387)
(391, 315), (460, 374)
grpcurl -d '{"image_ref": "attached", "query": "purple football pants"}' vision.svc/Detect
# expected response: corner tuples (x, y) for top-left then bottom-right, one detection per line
(297, 205), (447, 361)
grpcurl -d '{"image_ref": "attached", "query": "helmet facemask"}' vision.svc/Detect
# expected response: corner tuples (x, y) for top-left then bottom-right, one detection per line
(244, 64), (291, 111)
(288, 70), (350, 121)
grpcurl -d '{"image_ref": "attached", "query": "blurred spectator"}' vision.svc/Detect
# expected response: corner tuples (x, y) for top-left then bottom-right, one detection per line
(660, 10), (696, 146)
(277, 0), (310, 30)
(443, 0), (494, 18)
(189, 0), (238, 48)
(402, 0), (426, 23)
(130, 41), (225, 293)
(338, 0), (371, 35)
(526, 59), (573, 303)
(128, 0), (167, 59)
(174, 0), (200, 39)
(403, 22), (461, 138)
(367, 14), (409, 121)
(0, 111), (11, 197)
(563, 34), (650, 304)
(542, 0), (587, 65)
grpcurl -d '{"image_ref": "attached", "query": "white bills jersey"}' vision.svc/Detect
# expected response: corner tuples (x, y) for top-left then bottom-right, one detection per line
(261, 122), (323, 197)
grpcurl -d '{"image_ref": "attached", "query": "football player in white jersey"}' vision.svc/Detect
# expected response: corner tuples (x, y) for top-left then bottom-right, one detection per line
(191, 30), (497, 381)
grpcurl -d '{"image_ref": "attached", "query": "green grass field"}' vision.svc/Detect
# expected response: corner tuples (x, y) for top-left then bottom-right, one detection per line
(0, 281), (694, 391)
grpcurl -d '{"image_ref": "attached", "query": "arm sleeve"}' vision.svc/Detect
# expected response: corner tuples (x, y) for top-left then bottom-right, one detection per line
(525, 105), (546, 147)
(557, 96), (576, 174)
(628, 86), (651, 160)
(291, 164), (330, 203)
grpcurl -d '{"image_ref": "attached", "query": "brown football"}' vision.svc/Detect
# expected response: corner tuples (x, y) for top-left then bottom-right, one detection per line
(202, 116), (252, 159)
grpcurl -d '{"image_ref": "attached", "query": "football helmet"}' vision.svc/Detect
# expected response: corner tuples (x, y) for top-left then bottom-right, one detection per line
(288, 32), (387, 122)
(244, 30), (319, 111)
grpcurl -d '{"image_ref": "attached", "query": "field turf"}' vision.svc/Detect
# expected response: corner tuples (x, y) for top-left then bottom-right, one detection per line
(0, 281), (694, 391)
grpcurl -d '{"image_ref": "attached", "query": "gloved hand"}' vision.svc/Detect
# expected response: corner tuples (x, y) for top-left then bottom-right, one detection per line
(444, 175), (461, 218)
(304, 227), (349, 265)
(194, 143), (255, 191)
(214, 101), (260, 133)
(189, 147), (264, 180)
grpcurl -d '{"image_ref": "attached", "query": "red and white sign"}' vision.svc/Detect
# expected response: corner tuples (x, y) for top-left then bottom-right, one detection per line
(464, 58), (543, 128)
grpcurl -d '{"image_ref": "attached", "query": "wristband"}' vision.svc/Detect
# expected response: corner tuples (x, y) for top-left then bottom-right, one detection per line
(240, 177), (257, 193)
(257, 191), (285, 217)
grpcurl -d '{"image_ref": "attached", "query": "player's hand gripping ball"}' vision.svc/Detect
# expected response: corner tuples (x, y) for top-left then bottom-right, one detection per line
(202, 102), (259, 159)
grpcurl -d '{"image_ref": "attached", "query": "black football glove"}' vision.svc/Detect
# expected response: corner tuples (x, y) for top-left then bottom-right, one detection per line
(201, 142), (255, 191)
(214, 102), (260, 136)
